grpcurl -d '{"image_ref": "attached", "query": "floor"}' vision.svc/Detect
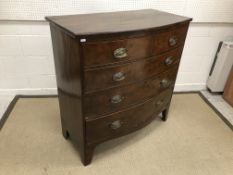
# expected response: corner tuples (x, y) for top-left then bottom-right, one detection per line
(1, 93), (233, 174)
(0, 91), (233, 126)
(200, 90), (233, 125)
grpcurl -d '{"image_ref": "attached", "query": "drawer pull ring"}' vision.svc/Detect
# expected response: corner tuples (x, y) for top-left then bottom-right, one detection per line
(160, 79), (170, 88)
(114, 48), (128, 59)
(113, 72), (125, 81)
(169, 36), (177, 46)
(110, 120), (121, 130)
(111, 95), (124, 104)
(165, 56), (173, 66)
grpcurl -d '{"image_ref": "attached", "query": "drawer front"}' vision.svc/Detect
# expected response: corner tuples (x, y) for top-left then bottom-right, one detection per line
(82, 24), (188, 67)
(84, 66), (178, 119)
(82, 36), (152, 67)
(86, 89), (172, 144)
(153, 24), (188, 54)
(84, 47), (182, 92)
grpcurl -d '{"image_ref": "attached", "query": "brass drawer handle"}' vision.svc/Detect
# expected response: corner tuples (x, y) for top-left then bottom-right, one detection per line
(109, 120), (122, 130)
(113, 47), (127, 59)
(160, 79), (170, 88)
(111, 95), (124, 104)
(113, 72), (125, 82)
(165, 56), (173, 66)
(169, 36), (177, 46)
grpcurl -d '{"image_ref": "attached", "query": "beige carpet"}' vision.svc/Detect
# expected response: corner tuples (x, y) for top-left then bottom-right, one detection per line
(0, 94), (233, 175)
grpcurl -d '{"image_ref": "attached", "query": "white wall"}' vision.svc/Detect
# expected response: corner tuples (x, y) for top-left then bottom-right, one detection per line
(0, 21), (56, 95)
(176, 23), (233, 91)
(1, 0), (233, 23)
(0, 21), (233, 95)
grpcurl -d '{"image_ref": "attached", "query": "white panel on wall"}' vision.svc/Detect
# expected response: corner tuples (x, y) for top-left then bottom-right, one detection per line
(0, 0), (233, 22)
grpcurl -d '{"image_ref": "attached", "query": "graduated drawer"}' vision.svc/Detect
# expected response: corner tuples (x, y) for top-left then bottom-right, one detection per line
(85, 89), (172, 144)
(81, 24), (188, 67)
(84, 66), (178, 119)
(84, 47), (183, 92)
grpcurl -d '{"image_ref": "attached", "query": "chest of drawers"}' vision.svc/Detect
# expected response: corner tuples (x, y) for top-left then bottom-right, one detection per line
(46, 9), (191, 166)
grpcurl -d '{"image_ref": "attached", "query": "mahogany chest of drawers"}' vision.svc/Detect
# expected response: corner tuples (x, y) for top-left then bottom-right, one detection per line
(46, 9), (191, 166)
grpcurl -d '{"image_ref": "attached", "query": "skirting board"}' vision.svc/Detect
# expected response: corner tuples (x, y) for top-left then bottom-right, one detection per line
(0, 84), (207, 96)
(0, 88), (58, 96)
(174, 83), (206, 92)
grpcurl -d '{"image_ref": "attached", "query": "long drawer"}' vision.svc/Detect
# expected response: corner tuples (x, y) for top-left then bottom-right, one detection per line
(84, 47), (183, 92)
(82, 24), (188, 67)
(84, 65), (178, 119)
(85, 88), (172, 144)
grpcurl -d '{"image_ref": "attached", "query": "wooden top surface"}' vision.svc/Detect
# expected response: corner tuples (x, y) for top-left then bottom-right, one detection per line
(46, 9), (192, 37)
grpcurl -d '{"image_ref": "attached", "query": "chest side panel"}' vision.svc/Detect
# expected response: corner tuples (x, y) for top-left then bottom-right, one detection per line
(50, 24), (85, 152)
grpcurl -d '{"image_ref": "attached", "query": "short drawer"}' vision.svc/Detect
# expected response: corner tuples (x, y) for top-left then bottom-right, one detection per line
(153, 24), (188, 54)
(82, 35), (152, 67)
(84, 66), (178, 119)
(84, 47), (183, 92)
(81, 24), (188, 67)
(85, 89), (172, 144)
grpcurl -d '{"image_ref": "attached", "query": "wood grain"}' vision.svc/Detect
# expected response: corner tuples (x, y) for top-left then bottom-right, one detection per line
(81, 24), (188, 67)
(86, 89), (173, 144)
(49, 24), (88, 165)
(84, 47), (183, 92)
(84, 66), (179, 119)
(82, 35), (153, 67)
(46, 9), (191, 38)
